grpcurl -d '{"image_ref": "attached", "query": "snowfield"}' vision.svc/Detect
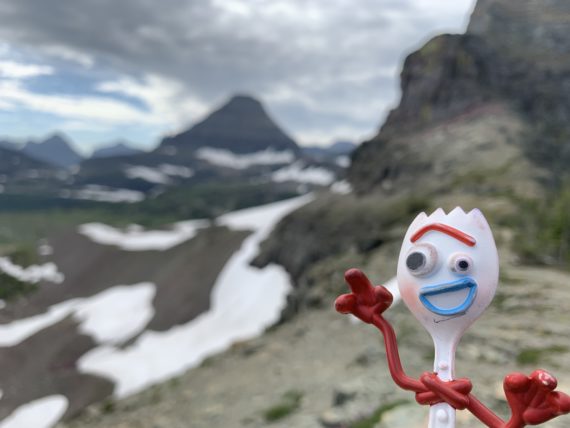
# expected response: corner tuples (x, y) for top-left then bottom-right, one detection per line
(77, 194), (314, 397)
(0, 195), (400, 428)
(330, 180), (353, 195)
(0, 195), (321, 426)
(157, 164), (194, 178)
(78, 220), (209, 251)
(124, 164), (195, 185)
(0, 395), (68, 428)
(335, 156), (351, 168)
(196, 147), (295, 169)
(0, 283), (156, 347)
(61, 185), (145, 203)
(0, 257), (64, 284)
(125, 165), (171, 184)
(271, 161), (335, 186)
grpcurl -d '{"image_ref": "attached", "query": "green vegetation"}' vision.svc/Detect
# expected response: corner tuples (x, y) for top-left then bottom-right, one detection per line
(510, 184), (570, 266)
(100, 398), (116, 414)
(0, 182), (298, 248)
(0, 273), (38, 301)
(516, 345), (568, 365)
(136, 182), (297, 222)
(350, 400), (409, 428)
(262, 390), (303, 422)
(0, 245), (41, 301)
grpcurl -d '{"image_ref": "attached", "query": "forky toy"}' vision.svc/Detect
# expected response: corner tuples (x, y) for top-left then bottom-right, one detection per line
(335, 208), (570, 428)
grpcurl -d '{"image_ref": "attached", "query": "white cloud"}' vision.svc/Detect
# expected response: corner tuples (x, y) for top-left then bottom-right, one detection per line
(0, 99), (14, 110)
(41, 45), (94, 68)
(0, 0), (475, 145)
(0, 72), (210, 134)
(0, 60), (53, 78)
(295, 125), (376, 146)
(0, 80), (154, 125)
(96, 74), (209, 133)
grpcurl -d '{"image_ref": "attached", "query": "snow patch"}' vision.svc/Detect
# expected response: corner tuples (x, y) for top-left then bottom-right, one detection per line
(79, 220), (209, 251)
(124, 164), (194, 184)
(0, 283), (155, 347)
(330, 180), (353, 195)
(62, 185), (145, 203)
(0, 395), (68, 428)
(272, 161), (335, 186)
(0, 257), (64, 284)
(125, 166), (171, 184)
(196, 147), (295, 170)
(78, 195), (313, 398)
(158, 164), (194, 178)
(335, 156), (351, 168)
(37, 242), (54, 256)
(0, 304), (73, 347)
(75, 284), (156, 345)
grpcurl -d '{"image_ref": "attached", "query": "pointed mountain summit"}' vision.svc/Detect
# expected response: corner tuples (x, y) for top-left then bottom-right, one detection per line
(91, 141), (144, 159)
(23, 133), (82, 168)
(159, 95), (300, 155)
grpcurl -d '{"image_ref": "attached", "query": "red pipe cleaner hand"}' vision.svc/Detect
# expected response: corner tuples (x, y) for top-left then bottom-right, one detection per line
(335, 268), (393, 323)
(502, 370), (570, 427)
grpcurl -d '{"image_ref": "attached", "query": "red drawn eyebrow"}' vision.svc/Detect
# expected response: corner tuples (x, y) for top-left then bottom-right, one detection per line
(411, 223), (476, 247)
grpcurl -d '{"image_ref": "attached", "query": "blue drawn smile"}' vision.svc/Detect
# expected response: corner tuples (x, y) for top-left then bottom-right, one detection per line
(419, 277), (477, 316)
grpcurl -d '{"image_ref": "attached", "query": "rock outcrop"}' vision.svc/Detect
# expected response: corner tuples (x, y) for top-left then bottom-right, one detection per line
(349, 0), (570, 194)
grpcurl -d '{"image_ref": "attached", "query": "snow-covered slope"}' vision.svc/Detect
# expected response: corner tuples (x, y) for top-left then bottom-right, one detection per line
(0, 195), (313, 427)
(78, 195), (313, 397)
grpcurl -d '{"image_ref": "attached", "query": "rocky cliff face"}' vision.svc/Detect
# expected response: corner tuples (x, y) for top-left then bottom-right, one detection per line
(159, 95), (300, 155)
(468, 0), (570, 70)
(349, 0), (570, 194)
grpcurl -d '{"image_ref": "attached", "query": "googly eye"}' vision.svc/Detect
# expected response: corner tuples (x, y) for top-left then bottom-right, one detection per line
(405, 244), (438, 276)
(449, 253), (473, 275)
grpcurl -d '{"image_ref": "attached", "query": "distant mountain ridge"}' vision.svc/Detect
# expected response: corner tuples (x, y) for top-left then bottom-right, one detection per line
(91, 142), (144, 159)
(301, 141), (357, 159)
(159, 95), (300, 155)
(23, 133), (83, 168)
(0, 140), (20, 151)
(0, 146), (52, 175)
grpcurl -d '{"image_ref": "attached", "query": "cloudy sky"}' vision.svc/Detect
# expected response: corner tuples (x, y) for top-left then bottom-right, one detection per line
(0, 0), (474, 154)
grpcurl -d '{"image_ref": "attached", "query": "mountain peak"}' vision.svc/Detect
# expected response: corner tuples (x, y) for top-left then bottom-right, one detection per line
(227, 94), (263, 106)
(159, 94), (300, 155)
(42, 132), (72, 147)
(23, 132), (82, 168)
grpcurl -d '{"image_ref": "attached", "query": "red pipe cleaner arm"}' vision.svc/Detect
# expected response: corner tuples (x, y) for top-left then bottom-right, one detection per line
(370, 312), (424, 391)
(336, 269), (474, 399)
(335, 269), (422, 391)
(335, 269), (433, 392)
